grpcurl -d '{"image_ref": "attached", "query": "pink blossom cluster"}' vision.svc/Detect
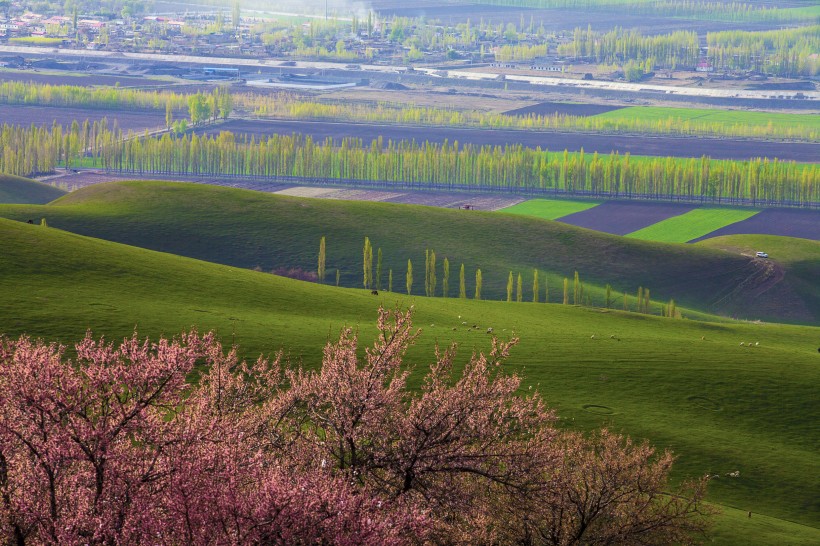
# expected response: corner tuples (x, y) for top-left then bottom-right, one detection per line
(0, 307), (709, 545)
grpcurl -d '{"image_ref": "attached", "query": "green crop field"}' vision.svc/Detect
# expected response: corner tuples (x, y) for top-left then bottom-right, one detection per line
(593, 106), (820, 137)
(2, 181), (817, 324)
(626, 207), (761, 243)
(499, 198), (601, 220)
(0, 174), (66, 205)
(0, 216), (818, 544)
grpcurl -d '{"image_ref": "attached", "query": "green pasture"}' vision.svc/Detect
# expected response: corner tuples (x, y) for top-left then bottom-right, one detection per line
(698, 234), (820, 322)
(698, 234), (820, 265)
(626, 207), (760, 243)
(2, 181), (817, 324)
(594, 106), (820, 137)
(0, 216), (817, 543)
(0, 174), (66, 204)
(498, 197), (601, 220)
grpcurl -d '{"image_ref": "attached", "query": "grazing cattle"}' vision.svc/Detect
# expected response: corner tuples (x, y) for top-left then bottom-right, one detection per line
(27, 219), (33, 224)
(371, 290), (378, 295)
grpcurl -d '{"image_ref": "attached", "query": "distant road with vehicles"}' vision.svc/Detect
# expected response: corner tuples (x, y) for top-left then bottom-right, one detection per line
(1, 44), (818, 102)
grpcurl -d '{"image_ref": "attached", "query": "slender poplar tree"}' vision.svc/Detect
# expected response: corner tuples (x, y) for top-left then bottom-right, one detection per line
(532, 270), (539, 303)
(516, 273), (523, 302)
(376, 248), (383, 291)
(475, 269), (483, 300)
(459, 264), (466, 299)
(424, 249), (430, 296)
(442, 258), (450, 298)
(389, 269), (393, 292)
(429, 250), (437, 298)
(406, 260), (413, 295)
(363, 237), (373, 289)
(506, 272), (514, 302)
(563, 278), (569, 305)
(573, 271), (580, 305)
(318, 236), (326, 283)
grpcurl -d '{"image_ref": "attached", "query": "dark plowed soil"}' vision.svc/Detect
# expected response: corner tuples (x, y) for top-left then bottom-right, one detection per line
(0, 105), (166, 132)
(557, 201), (696, 235)
(503, 102), (623, 117)
(691, 208), (820, 242)
(193, 119), (820, 162)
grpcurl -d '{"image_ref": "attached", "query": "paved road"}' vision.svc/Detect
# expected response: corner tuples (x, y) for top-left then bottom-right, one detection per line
(1, 44), (817, 101)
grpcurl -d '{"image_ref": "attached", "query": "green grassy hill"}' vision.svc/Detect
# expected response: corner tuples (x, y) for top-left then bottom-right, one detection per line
(0, 217), (818, 543)
(0, 173), (66, 204)
(697, 234), (820, 323)
(0, 181), (816, 324)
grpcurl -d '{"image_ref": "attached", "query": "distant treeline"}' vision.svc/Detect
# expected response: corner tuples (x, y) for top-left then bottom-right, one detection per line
(245, 95), (819, 142)
(463, 0), (820, 24)
(2, 81), (817, 142)
(6, 121), (813, 206)
(0, 81), (189, 111)
(557, 28), (699, 69)
(556, 25), (819, 77)
(707, 26), (820, 78)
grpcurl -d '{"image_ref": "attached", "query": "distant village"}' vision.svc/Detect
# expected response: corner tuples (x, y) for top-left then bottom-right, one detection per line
(0, 0), (723, 77)
(0, 5), (569, 67)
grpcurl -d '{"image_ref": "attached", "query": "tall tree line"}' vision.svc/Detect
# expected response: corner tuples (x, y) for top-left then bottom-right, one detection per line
(1, 124), (816, 207)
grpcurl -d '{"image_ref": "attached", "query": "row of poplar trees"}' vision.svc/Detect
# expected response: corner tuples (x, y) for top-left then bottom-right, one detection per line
(318, 236), (677, 316)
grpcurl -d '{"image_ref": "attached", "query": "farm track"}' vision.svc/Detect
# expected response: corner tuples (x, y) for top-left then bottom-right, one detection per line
(193, 119), (820, 162)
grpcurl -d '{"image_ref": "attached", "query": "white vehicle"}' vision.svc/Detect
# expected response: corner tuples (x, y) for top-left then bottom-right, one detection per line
(755, 251), (768, 258)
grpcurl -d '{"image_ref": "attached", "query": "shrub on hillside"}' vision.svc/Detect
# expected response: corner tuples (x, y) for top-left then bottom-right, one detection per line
(0, 307), (711, 544)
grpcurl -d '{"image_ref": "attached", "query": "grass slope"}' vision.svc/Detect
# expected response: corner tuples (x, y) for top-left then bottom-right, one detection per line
(626, 207), (760, 243)
(0, 181), (815, 324)
(0, 174), (66, 204)
(0, 217), (818, 541)
(498, 197), (601, 220)
(697, 234), (820, 325)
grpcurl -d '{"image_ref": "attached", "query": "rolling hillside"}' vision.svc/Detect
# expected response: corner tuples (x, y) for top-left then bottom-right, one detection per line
(0, 173), (66, 204)
(0, 181), (815, 324)
(0, 217), (818, 543)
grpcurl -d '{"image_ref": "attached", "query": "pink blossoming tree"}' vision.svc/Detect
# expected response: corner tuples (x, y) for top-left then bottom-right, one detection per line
(0, 307), (710, 545)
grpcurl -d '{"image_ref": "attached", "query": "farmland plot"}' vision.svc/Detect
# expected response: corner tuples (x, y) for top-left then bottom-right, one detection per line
(626, 207), (761, 243)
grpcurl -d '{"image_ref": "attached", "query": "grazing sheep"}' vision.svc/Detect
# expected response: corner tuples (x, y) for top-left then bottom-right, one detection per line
(487, 327), (494, 334)
(740, 342), (745, 346)
(701, 336), (705, 341)
(755, 342), (759, 346)
(462, 321), (467, 326)
(590, 334), (596, 339)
